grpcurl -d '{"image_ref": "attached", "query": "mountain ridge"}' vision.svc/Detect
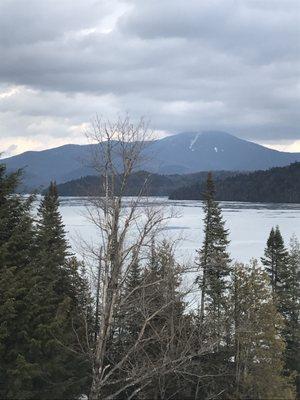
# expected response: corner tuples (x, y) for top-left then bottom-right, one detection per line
(2, 131), (300, 190)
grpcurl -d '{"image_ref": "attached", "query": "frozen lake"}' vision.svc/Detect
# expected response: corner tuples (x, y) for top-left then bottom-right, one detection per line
(56, 197), (300, 264)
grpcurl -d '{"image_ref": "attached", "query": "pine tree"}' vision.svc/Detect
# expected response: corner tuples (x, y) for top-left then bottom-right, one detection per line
(262, 227), (299, 393)
(36, 181), (69, 266)
(103, 253), (145, 398)
(230, 261), (295, 399)
(107, 241), (188, 399)
(282, 235), (300, 394)
(25, 181), (91, 399)
(196, 172), (231, 338)
(191, 173), (232, 398)
(144, 241), (185, 335)
(110, 252), (144, 358)
(261, 225), (289, 292)
(123, 253), (143, 341)
(0, 164), (38, 398)
(141, 241), (187, 399)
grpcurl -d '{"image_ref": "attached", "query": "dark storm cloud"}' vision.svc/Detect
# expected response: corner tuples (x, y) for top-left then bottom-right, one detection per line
(0, 0), (299, 148)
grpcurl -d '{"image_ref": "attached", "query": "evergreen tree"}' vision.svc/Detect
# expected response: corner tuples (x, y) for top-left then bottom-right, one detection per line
(36, 181), (69, 266)
(106, 241), (189, 399)
(0, 164), (38, 398)
(109, 253), (143, 358)
(25, 181), (91, 399)
(230, 261), (295, 399)
(261, 225), (289, 292)
(282, 235), (300, 394)
(141, 240), (187, 399)
(262, 227), (299, 393)
(191, 173), (232, 398)
(196, 172), (231, 336)
(103, 253), (145, 398)
(143, 241), (185, 338)
(123, 253), (143, 341)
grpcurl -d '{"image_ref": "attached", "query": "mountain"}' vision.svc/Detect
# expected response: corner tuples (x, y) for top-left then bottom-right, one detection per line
(3, 131), (300, 190)
(150, 131), (300, 173)
(53, 170), (236, 197)
(169, 162), (300, 203)
(2, 144), (95, 191)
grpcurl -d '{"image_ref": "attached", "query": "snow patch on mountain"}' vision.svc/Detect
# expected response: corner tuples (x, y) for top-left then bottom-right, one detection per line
(189, 133), (200, 150)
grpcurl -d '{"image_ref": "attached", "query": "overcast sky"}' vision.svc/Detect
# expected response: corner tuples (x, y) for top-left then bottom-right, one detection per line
(0, 0), (300, 156)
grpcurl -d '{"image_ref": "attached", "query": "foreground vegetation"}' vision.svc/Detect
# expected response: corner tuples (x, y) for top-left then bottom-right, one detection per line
(0, 118), (299, 399)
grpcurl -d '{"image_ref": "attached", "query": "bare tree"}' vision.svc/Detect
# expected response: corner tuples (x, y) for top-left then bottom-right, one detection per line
(78, 116), (208, 400)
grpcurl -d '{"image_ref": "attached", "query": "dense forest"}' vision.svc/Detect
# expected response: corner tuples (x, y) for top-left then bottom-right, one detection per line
(55, 162), (300, 204)
(1, 162), (299, 399)
(53, 170), (235, 197)
(170, 162), (300, 203)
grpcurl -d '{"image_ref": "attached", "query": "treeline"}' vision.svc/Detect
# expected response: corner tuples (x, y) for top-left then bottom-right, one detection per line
(53, 170), (236, 197)
(0, 165), (93, 398)
(0, 164), (299, 399)
(169, 162), (300, 203)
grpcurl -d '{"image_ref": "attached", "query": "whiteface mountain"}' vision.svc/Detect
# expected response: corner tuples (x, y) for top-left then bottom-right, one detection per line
(3, 131), (300, 190)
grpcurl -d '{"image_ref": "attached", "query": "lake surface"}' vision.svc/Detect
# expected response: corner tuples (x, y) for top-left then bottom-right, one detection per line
(57, 197), (300, 264)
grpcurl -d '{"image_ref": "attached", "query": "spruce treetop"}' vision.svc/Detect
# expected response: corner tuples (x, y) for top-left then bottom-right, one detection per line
(37, 181), (69, 264)
(261, 225), (289, 291)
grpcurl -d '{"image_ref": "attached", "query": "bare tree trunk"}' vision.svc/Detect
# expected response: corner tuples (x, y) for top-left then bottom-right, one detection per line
(89, 373), (102, 400)
(199, 264), (206, 321)
(94, 248), (102, 342)
(80, 116), (208, 399)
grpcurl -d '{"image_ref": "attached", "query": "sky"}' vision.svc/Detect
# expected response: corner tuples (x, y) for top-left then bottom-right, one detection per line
(0, 0), (300, 157)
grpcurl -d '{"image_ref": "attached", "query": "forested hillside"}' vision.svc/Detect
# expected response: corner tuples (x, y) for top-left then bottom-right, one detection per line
(54, 170), (236, 196)
(170, 162), (300, 203)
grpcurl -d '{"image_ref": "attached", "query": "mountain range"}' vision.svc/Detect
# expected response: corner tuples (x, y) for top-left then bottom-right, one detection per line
(2, 131), (300, 190)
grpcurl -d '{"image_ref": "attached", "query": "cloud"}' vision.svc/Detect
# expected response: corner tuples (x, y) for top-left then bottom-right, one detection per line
(0, 0), (299, 154)
(121, 1), (300, 63)
(1, 144), (18, 158)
